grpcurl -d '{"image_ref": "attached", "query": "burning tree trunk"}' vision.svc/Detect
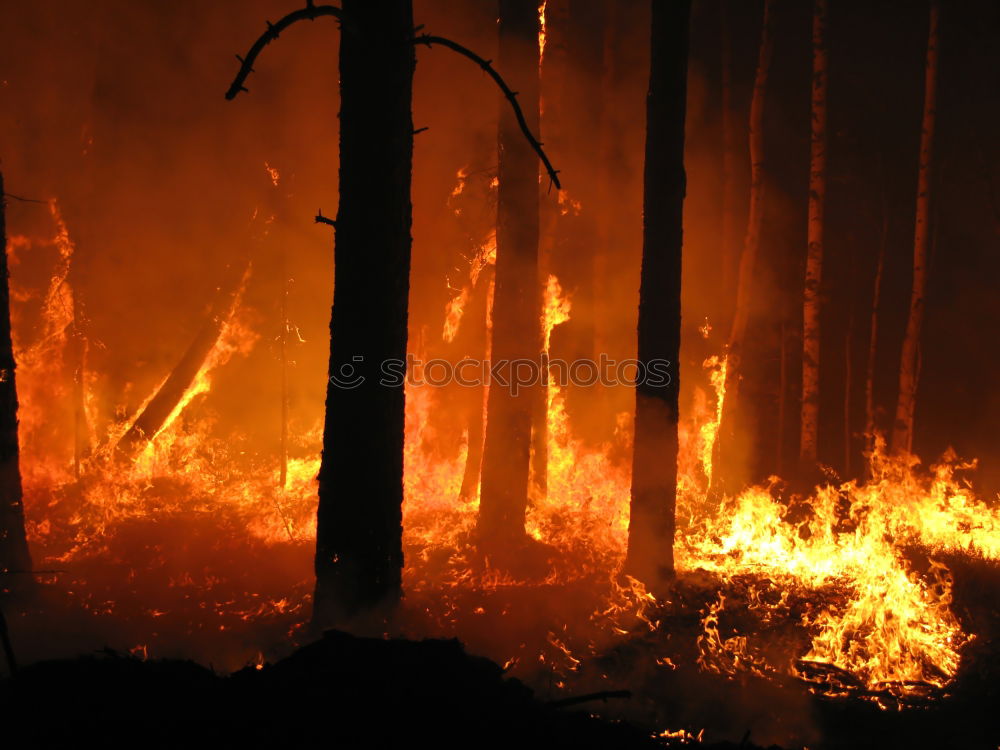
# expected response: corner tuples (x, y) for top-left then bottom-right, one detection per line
(0, 175), (33, 581)
(477, 0), (542, 557)
(115, 257), (249, 459)
(800, 0), (828, 470)
(715, 0), (775, 491)
(892, 0), (939, 456)
(313, 0), (415, 625)
(625, 0), (690, 588)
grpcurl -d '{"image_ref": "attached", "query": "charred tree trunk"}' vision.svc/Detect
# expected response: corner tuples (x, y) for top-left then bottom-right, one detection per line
(800, 0), (827, 470)
(115, 257), (249, 459)
(625, 0), (690, 589)
(478, 0), (541, 556)
(715, 0), (775, 492)
(313, 0), (415, 625)
(0, 175), (33, 581)
(892, 0), (938, 456)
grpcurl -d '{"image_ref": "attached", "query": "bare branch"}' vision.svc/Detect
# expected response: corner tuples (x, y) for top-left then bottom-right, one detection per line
(315, 210), (336, 228)
(225, 7), (561, 191)
(226, 4), (344, 100)
(413, 34), (561, 190)
(1, 192), (45, 204)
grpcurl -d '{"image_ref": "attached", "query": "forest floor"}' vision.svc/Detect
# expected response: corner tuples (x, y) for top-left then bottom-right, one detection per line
(3, 534), (1000, 748)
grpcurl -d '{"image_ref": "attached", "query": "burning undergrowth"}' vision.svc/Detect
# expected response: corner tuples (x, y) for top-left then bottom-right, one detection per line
(4, 196), (1000, 747)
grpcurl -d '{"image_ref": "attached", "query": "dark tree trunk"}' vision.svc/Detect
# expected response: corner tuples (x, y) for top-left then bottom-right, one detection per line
(313, 0), (415, 626)
(625, 0), (690, 589)
(0, 175), (33, 582)
(478, 0), (541, 555)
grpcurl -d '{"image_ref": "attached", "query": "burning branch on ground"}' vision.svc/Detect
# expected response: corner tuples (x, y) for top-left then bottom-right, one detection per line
(114, 258), (251, 460)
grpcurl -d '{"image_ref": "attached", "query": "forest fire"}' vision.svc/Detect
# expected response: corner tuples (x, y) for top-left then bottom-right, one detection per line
(2, 1), (1000, 748)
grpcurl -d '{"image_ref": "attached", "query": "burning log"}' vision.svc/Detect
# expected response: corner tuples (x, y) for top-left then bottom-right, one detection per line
(624, 0), (690, 588)
(114, 257), (250, 460)
(0, 174), (33, 581)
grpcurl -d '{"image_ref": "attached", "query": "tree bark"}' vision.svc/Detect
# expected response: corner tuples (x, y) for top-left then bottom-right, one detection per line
(715, 0), (775, 492)
(625, 0), (690, 588)
(892, 0), (938, 456)
(313, 0), (415, 625)
(0, 175), (33, 582)
(477, 0), (541, 554)
(800, 0), (827, 469)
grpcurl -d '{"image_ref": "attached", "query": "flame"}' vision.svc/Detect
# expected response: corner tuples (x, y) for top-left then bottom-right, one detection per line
(538, 1), (547, 66)
(264, 161), (280, 187)
(8, 181), (999, 714)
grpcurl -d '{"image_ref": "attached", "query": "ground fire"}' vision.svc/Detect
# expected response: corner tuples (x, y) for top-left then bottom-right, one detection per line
(1, 1), (999, 748)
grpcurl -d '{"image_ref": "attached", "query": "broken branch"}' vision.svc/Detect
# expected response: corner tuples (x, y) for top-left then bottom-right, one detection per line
(413, 33), (561, 190)
(226, 4), (344, 100)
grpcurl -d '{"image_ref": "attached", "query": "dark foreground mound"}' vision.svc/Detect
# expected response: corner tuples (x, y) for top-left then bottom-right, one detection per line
(1, 631), (669, 749)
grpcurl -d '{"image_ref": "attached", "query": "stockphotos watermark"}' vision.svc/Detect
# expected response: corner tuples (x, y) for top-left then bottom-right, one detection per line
(329, 354), (672, 395)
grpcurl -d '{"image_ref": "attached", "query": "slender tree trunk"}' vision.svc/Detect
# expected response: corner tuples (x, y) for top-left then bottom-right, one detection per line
(460, 266), (495, 502)
(719, 0), (738, 326)
(279, 239), (289, 489)
(313, 0), (415, 625)
(0, 175), (33, 582)
(776, 318), (788, 475)
(800, 0), (827, 469)
(70, 285), (87, 480)
(843, 310), (854, 475)
(625, 0), (690, 588)
(892, 0), (938, 456)
(478, 0), (541, 554)
(716, 0), (776, 490)
(864, 172), (888, 465)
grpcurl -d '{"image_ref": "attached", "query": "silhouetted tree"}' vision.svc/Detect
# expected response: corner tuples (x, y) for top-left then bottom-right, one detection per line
(0, 174), (33, 584)
(625, 0), (691, 588)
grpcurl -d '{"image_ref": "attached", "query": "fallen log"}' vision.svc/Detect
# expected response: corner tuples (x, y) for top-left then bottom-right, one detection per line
(115, 257), (250, 460)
